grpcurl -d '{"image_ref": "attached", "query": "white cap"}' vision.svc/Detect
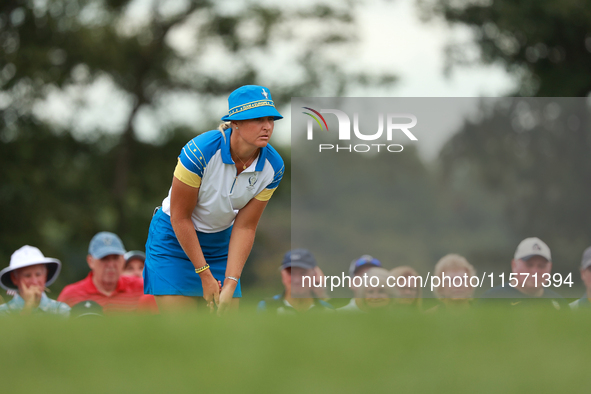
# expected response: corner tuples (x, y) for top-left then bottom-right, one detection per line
(0, 246), (61, 291)
(514, 237), (551, 262)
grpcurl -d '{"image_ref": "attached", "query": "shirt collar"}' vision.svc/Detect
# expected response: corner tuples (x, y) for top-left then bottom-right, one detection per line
(11, 292), (51, 310)
(221, 128), (234, 165)
(255, 144), (268, 172)
(221, 128), (268, 172)
(10, 293), (25, 308)
(38, 293), (52, 310)
(283, 298), (316, 311)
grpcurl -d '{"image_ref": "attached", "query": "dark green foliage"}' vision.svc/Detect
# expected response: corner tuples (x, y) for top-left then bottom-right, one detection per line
(419, 0), (591, 271)
(418, 0), (591, 96)
(440, 98), (591, 272)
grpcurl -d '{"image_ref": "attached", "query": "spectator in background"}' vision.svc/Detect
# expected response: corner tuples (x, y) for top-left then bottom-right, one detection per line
(429, 254), (476, 312)
(389, 266), (422, 311)
(123, 251), (146, 279)
(0, 246), (70, 316)
(257, 249), (333, 314)
(338, 255), (383, 312)
(58, 232), (157, 314)
(479, 237), (565, 309)
(570, 247), (591, 310)
(337, 267), (395, 313)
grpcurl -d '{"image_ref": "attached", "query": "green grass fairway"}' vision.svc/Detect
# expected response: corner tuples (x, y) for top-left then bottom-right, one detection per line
(0, 306), (588, 393)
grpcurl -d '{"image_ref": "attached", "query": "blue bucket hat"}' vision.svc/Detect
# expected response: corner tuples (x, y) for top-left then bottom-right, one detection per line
(221, 85), (283, 121)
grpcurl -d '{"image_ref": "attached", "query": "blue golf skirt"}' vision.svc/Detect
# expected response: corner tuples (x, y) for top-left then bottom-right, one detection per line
(144, 208), (241, 297)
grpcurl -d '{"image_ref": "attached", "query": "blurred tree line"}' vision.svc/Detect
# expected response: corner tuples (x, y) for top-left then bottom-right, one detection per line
(291, 138), (511, 295)
(0, 0), (395, 289)
(419, 0), (591, 273)
(418, 0), (591, 96)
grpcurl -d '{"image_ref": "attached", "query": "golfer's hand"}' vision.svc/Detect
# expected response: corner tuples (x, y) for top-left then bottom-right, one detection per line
(217, 277), (238, 316)
(217, 286), (235, 316)
(200, 273), (220, 312)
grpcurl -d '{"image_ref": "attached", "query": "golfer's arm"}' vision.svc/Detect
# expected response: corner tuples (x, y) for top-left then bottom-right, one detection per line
(169, 177), (209, 272)
(224, 198), (268, 287)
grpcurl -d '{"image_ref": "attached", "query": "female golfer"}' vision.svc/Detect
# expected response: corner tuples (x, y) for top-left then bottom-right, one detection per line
(144, 85), (284, 314)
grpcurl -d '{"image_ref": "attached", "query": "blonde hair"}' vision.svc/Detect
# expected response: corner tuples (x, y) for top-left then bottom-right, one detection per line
(218, 121), (231, 142)
(433, 254), (476, 298)
(390, 265), (419, 278)
(389, 266), (422, 309)
(218, 122), (231, 132)
(434, 254), (476, 278)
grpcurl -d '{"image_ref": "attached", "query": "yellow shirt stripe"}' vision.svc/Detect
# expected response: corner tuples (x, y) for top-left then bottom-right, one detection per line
(174, 159), (202, 188)
(255, 187), (277, 202)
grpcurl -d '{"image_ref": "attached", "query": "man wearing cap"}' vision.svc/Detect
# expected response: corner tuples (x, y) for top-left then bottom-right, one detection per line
(0, 246), (70, 316)
(337, 255), (382, 312)
(257, 249), (333, 314)
(569, 247), (591, 310)
(58, 232), (157, 314)
(479, 237), (565, 308)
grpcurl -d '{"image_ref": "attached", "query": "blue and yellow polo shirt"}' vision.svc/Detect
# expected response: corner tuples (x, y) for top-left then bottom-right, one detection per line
(161, 128), (284, 233)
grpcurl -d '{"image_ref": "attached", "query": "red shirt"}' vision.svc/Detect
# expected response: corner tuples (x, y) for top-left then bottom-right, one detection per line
(58, 272), (157, 314)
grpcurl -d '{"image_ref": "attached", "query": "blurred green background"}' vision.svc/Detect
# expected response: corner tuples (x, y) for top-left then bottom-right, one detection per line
(1, 0), (591, 298)
(291, 97), (591, 298)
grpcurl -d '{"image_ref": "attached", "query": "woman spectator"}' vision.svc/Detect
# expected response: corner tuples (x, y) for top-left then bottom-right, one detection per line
(389, 266), (422, 311)
(337, 267), (395, 313)
(429, 254), (476, 312)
